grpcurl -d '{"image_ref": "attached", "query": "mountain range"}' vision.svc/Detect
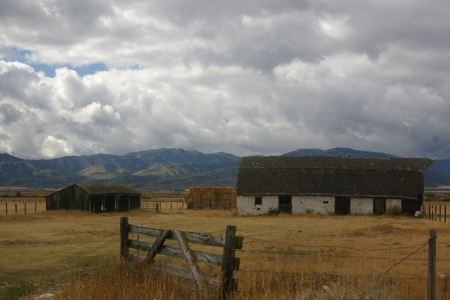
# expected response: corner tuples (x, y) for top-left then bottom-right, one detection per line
(0, 148), (449, 191)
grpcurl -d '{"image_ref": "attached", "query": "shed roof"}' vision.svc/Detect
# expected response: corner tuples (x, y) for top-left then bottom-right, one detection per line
(237, 156), (435, 199)
(77, 184), (141, 195)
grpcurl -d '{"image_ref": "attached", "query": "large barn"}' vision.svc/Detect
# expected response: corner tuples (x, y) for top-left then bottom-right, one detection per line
(45, 184), (141, 212)
(236, 156), (434, 216)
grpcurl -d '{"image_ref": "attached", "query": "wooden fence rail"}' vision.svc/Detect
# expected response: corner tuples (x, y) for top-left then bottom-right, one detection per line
(140, 201), (185, 213)
(120, 217), (243, 299)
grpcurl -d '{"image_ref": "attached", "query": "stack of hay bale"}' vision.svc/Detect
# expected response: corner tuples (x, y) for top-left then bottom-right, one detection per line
(184, 187), (237, 210)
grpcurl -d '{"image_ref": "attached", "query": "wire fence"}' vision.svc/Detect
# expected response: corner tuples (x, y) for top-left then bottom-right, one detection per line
(231, 230), (449, 299)
(0, 199), (46, 214)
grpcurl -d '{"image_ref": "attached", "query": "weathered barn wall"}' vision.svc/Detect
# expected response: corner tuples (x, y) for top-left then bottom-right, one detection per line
(292, 196), (335, 215)
(46, 184), (141, 212)
(237, 195), (278, 215)
(350, 198), (374, 214)
(237, 195), (412, 216)
(46, 184), (91, 211)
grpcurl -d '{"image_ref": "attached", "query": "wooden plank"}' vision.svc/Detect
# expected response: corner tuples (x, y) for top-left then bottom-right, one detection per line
(129, 225), (226, 247)
(173, 230), (205, 290)
(129, 240), (223, 266)
(147, 229), (171, 261)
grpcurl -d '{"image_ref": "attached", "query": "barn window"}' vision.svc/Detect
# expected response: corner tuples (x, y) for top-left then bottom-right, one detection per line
(255, 196), (262, 205)
(323, 201), (328, 204)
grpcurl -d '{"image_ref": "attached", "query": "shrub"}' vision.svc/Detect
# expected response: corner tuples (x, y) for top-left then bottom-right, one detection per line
(267, 207), (279, 216)
(305, 209), (315, 215)
(386, 205), (401, 216)
(424, 192), (436, 200)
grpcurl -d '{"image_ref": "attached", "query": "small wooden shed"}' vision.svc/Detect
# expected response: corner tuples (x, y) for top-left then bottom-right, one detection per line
(45, 184), (141, 212)
(184, 187), (237, 210)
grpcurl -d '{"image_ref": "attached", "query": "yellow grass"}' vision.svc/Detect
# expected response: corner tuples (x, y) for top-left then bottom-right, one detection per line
(1, 210), (450, 299)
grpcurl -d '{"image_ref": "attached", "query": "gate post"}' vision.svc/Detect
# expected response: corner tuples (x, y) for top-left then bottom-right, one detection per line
(120, 217), (129, 260)
(221, 225), (237, 299)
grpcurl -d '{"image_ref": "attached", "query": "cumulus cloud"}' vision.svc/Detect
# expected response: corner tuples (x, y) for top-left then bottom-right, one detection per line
(0, 1), (449, 159)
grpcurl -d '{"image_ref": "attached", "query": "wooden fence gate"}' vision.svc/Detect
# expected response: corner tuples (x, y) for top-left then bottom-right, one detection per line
(120, 217), (243, 299)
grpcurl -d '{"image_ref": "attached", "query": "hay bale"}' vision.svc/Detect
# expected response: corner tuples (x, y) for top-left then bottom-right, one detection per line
(184, 187), (237, 210)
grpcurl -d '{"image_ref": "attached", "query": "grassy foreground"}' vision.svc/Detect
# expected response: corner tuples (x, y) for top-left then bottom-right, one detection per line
(1, 210), (450, 299)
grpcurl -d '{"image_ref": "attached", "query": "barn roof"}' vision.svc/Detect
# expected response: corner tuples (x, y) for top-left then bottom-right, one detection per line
(77, 184), (141, 195)
(239, 156), (434, 171)
(237, 156), (435, 199)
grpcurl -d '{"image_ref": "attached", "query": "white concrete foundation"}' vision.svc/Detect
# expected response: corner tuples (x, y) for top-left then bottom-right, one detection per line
(350, 198), (373, 215)
(292, 196), (335, 215)
(237, 195), (405, 216)
(237, 195), (278, 215)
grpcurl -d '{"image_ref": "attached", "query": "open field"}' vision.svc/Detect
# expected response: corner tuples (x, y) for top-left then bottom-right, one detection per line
(1, 210), (450, 299)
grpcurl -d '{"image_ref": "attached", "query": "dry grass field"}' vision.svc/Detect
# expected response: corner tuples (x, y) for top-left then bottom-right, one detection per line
(0, 198), (47, 215)
(1, 209), (450, 299)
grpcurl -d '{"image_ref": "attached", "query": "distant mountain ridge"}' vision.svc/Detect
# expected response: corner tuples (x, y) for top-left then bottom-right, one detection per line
(0, 148), (241, 190)
(0, 147), (449, 190)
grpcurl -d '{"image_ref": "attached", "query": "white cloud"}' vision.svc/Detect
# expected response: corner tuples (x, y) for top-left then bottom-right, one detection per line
(0, 1), (449, 159)
(40, 135), (76, 158)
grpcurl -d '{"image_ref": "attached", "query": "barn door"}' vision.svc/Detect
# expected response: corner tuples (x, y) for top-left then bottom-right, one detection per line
(373, 198), (386, 215)
(401, 199), (418, 216)
(278, 196), (292, 214)
(335, 197), (350, 215)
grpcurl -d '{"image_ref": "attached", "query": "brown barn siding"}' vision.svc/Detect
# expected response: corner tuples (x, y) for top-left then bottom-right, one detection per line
(46, 184), (91, 211)
(45, 184), (141, 212)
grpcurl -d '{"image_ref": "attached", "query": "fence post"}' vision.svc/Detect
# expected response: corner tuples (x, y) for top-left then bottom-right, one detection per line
(445, 206), (447, 223)
(429, 204), (431, 220)
(35, 201), (37, 213)
(221, 225), (237, 299)
(5, 203), (7, 215)
(15, 204), (17, 213)
(24, 202), (26, 214)
(439, 206), (441, 222)
(171, 202), (172, 214)
(156, 203), (159, 212)
(428, 229), (437, 300)
(120, 217), (129, 260)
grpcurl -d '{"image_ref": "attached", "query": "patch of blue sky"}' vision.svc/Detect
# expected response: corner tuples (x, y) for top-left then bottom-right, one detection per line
(29, 63), (57, 77)
(2, 46), (108, 77)
(73, 62), (108, 76)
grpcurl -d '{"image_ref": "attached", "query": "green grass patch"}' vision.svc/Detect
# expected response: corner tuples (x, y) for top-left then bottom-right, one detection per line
(0, 284), (26, 300)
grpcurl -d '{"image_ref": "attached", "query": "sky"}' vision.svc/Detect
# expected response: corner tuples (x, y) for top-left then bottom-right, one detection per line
(0, 0), (449, 160)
